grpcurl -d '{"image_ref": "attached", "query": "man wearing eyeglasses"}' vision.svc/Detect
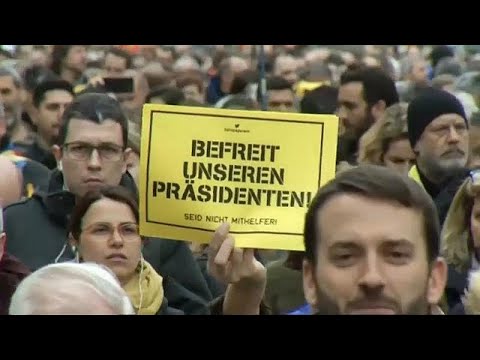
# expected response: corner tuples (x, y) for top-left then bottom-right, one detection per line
(3, 93), (215, 314)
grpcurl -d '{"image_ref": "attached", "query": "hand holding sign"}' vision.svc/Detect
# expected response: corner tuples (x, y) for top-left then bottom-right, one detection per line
(208, 222), (267, 315)
(208, 222), (265, 285)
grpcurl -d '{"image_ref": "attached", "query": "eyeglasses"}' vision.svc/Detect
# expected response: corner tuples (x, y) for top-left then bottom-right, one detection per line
(82, 222), (140, 242)
(63, 142), (124, 162)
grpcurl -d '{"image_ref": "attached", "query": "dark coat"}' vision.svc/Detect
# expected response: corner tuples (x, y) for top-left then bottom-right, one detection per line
(445, 265), (469, 311)
(4, 169), (213, 314)
(19, 140), (57, 170)
(0, 253), (30, 315)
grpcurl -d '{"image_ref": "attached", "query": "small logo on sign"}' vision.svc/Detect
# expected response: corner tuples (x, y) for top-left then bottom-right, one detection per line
(224, 122), (250, 133)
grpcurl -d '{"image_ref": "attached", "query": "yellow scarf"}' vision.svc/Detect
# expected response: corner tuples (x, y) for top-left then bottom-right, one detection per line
(408, 165), (426, 190)
(123, 260), (164, 315)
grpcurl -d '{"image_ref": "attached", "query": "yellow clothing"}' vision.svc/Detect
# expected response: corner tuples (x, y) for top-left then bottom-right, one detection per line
(123, 260), (164, 315)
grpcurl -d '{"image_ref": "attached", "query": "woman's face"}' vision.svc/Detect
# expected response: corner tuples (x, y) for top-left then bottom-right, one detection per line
(471, 197), (480, 248)
(76, 198), (142, 285)
(383, 138), (415, 176)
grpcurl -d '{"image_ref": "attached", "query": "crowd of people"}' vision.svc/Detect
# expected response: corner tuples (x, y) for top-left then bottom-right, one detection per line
(1, 44), (480, 315)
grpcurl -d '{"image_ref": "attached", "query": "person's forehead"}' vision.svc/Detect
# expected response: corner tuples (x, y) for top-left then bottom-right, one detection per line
(83, 198), (135, 224)
(65, 118), (123, 144)
(427, 113), (465, 128)
(105, 53), (127, 66)
(183, 84), (200, 92)
(43, 89), (74, 103)
(338, 82), (363, 101)
(268, 89), (294, 100)
(317, 193), (425, 248)
(68, 45), (86, 54)
(278, 57), (296, 69)
(387, 137), (413, 154)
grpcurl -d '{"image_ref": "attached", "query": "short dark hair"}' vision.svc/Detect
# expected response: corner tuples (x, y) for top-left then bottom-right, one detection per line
(145, 85), (185, 105)
(58, 93), (128, 147)
(69, 185), (138, 241)
(33, 80), (74, 108)
(175, 70), (205, 93)
(50, 45), (72, 75)
(257, 76), (292, 102)
(300, 85), (338, 114)
(23, 65), (58, 92)
(340, 67), (399, 108)
(304, 165), (440, 265)
(105, 47), (132, 70)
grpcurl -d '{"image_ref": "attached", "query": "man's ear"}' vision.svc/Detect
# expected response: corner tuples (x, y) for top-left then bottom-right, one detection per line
(52, 145), (62, 163)
(303, 259), (319, 310)
(122, 147), (132, 174)
(427, 257), (448, 306)
(371, 100), (387, 122)
(0, 233), (6, 261)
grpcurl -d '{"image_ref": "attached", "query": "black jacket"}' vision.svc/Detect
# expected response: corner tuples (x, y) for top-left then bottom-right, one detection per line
(4, 169), (213, 313)
(445, 265), (469, 311)
(20, 140), (57, 170)
(432, 169), (470, 226)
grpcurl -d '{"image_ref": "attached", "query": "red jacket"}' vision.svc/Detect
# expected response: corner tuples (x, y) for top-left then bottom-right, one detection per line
(0, 253), (30, 315)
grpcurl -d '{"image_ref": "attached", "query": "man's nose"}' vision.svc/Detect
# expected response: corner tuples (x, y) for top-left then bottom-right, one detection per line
(87, 149), (102, 169)
(357, 255), (386, 292)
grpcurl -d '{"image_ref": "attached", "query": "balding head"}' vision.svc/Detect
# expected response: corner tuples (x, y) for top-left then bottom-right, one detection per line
(274, 55), (298, 85)
(9, 262), (135, 315)
(0, 156), (22, 208)
(219, 56), (249, 94)
(173, 56), (200, 73)
(304, 48), (331, 66)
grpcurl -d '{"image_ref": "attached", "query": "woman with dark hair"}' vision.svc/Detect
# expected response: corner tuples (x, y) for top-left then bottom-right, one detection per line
(50, 45), (87, 85)
(68, 185), (267, 315)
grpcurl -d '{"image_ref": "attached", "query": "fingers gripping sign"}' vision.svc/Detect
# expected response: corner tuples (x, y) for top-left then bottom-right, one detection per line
(208, 222), (267, 314)
(208, 222), (266, 286)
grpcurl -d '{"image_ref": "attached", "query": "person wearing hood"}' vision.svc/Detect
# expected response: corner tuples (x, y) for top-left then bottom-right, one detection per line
(358, 102), (415, 176)
(3, 93), (214, 314)
(68, 185), (267, 315)
(441, 170), (480, 312)
(407, 88), (470, 225)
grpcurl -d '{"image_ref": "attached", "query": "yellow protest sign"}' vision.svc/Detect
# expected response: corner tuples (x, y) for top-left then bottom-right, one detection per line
(139, 104), (338, 251)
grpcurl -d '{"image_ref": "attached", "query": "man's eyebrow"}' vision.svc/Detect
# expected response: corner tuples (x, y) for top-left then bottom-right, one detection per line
(381, 239), (414, 247)
(328, 241), (361, 249)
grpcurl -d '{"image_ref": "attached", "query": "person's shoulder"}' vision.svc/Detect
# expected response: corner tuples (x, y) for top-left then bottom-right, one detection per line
(4, 194), (44, 217)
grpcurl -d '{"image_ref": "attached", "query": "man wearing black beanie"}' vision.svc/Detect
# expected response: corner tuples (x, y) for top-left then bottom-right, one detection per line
(407, 88), (469, 224)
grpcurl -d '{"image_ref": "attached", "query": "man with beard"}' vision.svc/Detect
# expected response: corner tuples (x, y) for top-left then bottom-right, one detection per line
(336, 67), (399, 164)
(302, 165), (447, 315)
(407, 88), (470, 225)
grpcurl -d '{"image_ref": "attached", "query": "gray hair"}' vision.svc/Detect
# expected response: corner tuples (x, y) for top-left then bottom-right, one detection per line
(0, 206), (3, 233)
(0, 66), (23, 88)
(9, 262), (135, 315)
(173, 55), (200, 72)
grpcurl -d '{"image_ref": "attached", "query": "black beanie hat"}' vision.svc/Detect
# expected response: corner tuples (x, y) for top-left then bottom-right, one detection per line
(407, 88), (467, 147)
